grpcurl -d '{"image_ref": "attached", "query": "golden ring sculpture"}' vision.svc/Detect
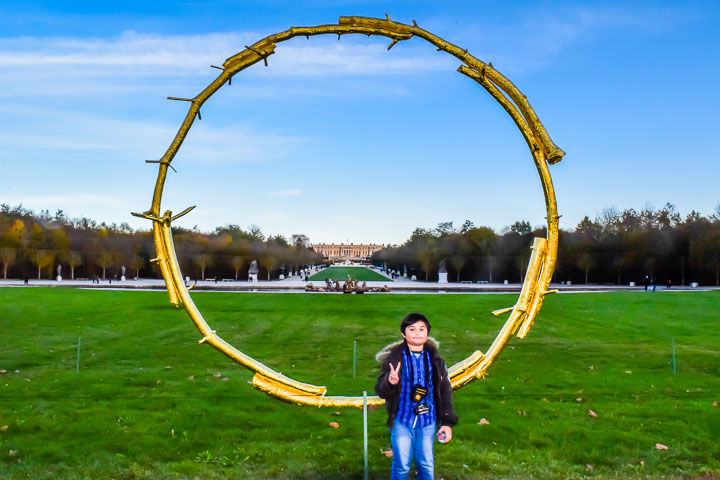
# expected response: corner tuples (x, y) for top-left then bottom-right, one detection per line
(132, 15), (565, 408)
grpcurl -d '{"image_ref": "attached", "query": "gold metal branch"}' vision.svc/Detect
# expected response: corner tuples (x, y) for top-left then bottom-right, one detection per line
(134, 16), (564, 408)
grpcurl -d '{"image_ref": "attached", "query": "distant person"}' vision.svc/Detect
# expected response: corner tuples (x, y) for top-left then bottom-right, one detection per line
(643, 275), (649, 291)
(24, 276), (29, 285)
(666, 279), (672, 289)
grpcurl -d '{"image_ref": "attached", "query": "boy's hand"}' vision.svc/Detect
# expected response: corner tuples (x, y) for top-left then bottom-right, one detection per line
(388, 362), (402, 385)
(437, 426), (452, 443)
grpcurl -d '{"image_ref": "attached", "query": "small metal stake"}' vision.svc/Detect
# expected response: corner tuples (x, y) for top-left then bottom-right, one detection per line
(76, 337), (82, 374)
(363, 391), (368, 480)
(353, 340), (357, 378)
(671, 338), (677, 375)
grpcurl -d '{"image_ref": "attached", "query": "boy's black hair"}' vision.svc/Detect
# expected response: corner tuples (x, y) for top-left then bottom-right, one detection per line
(400, 312), (431, 335)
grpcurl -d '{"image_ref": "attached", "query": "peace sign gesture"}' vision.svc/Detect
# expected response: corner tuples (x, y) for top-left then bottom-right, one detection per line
(388, 362), (402, 385)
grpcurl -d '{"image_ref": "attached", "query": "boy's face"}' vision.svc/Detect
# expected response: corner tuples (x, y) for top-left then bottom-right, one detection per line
(402, 320), (428, 351)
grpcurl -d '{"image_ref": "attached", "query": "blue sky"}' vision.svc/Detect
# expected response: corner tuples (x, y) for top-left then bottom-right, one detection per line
(1, 1), (719, 244)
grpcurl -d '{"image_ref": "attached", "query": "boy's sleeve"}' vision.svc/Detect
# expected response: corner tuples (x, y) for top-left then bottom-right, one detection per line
(374, 358), (398, 399)
(438, 360), (459, 427)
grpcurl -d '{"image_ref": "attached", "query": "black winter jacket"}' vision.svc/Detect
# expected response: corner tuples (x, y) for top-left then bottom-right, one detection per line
(374, 340), (458, 429)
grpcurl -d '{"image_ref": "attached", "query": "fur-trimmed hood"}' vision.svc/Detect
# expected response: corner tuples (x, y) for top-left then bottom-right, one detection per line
(374, 337), (440, 364)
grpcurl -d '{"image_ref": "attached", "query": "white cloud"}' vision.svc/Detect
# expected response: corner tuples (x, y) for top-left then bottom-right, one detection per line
(0, 107), (174, 157)
(0, 105), (303, 165)
(176, 123), (304, 165)
(253, 42), (453, 76)
(0, 31), (254, 72)
(1, 193), (119, 208)
(0, 30), (450, 80)
(266, 189), (302, 198)
(441, 5), (686, 74)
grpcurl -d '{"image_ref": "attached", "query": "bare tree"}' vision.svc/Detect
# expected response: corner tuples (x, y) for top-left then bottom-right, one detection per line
(0, 247), (17, 279)
(575, 253), (595, 284)
(97, 251), (113, 279)
(231, 256), (244, 281)
(129, 254), (144, 279)
(67, 251), (82, 280)
(516, 252), (529, 283)
(418, 248), (434, 282)
(194, 254), (213, 281)
(486, 255), (496, 283)
(260, 254), (278, 280)
(450, 256), (465, 282)
(31, 250), (55, 279)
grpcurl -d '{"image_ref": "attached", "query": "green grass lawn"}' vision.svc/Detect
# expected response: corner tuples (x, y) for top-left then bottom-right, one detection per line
(308, 266), (390, 282)
(0, 288), (718, 479)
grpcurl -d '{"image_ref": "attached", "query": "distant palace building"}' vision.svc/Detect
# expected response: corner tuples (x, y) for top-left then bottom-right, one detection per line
(311, 243), (384, 261)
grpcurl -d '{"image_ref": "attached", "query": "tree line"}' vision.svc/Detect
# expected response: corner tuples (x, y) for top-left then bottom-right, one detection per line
(371, 203), (720, 286)
(0, 204), (323, 281)
(3, 202), (719, 286)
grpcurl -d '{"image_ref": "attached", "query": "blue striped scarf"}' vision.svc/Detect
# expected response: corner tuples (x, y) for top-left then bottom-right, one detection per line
(396, 348), (435, 428)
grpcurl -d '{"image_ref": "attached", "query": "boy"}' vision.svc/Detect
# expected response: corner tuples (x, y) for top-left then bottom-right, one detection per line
(375, 313), (458, 480)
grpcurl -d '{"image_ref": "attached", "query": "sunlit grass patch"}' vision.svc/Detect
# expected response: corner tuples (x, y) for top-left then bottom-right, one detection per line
(0, 288), (718, 479)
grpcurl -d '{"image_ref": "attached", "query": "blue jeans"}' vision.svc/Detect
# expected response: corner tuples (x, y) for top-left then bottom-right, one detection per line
(390, 419), (435, 480)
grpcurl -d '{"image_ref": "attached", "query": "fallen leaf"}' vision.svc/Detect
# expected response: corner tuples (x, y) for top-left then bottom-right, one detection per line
(624, 370), (632, 374)
(13, 370), (19, 373)
(586, 464), (593, 470)
(213, 373), (222, 378)
(221, 377), (229, 382)
(477, 418), (490, 425)
(588, 409), (598, 418)
(655, 443), (668, 450)
(0, 425), (8, 431)
(333, 411), (341, 416)
(0, 370), (6, 374)
(164, 366), (172, 370)
(576, 397), (583, 402)
(8, 449), (17, 456)
(713, 401), (718, 407)
(156, 380), (162, 384)
(640, 460), (645, 466)
(588, 365), (594, 370)
(188, 375), (195, 381)
(328, 422), (340, 429)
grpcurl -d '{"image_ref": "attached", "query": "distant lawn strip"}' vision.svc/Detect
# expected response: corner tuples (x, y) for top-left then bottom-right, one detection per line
(0, 288), (718, 479)
(308, 266), (390, 282)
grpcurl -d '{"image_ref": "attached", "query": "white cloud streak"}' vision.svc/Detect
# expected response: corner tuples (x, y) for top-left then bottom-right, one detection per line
(266, 189), (302, 198)
(0, 30), (450, 79)
(436, 5), (685, 74)
(0, 105), (303, 165)
(1, 193), (120, 208)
